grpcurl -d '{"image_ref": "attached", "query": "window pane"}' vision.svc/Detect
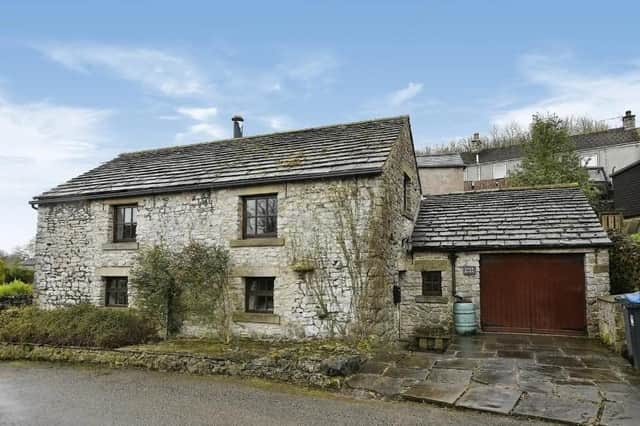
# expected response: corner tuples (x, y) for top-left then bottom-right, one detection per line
(116, 223), (124, 241)
(116, 207), (125, 224)
(131, 207), (137, 223)
(265, 216), (276, 234)
(256, 199), (267, 216)
(245, 217), (255, 236)
(256, 216), (266, 234)
(245, 199), (256, 217)
(268, 197), (277, 216)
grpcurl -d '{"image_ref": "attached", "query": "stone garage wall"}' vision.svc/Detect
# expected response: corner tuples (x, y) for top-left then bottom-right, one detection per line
(401, 248), (610, 338)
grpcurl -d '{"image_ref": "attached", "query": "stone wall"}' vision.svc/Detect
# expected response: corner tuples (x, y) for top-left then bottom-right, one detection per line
(35, 126), (421, 341)
(0, 342), (362, 389)
(401, 249), (610, 338)
(418, 167), (464, 195)
(0, 295), (32, 310)
(597, 295), (627, 355)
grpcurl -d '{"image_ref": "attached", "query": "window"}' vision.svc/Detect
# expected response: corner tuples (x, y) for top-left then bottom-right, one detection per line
(403, 173), (410, 212)
(105, 277), (128, 307)
(243, 195), (277, 238)
(493, 163), (507, 179)
(113, 205), (137, 242)
(245, 277), (274, 313)
(581, 154), (598, 167)
(422, 271), (442, 297)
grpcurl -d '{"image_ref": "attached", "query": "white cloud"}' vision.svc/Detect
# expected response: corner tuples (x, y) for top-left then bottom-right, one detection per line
(38, 43), (207, 97)
(176, 106), (218, 121)
(389, 82), (424, 106)
(0, 96), (111, 251)
(493, 54), (640, 126)
(283, 52), (338, 83)
(175, 123), (226, 143)
(259, 115), (293, 131)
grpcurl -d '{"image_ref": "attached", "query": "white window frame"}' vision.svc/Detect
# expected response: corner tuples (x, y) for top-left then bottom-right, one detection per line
(581, 154), (598, 167)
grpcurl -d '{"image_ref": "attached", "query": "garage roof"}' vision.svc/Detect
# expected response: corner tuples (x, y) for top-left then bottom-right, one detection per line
(416, 153), (465, 168)
(411, 186), (611, 251)
(32, 116), (408, 204)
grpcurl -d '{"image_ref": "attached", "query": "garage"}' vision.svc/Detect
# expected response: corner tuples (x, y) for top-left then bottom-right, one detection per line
(410, 186), (612, 338)
(480, 254), (586, 335)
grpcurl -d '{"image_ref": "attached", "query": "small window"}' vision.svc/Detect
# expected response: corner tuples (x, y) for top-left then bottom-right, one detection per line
(113, 205), (137, 242)
(105, 277), (128, 307)
(245, 277), (274, 313)
(422, 271), (442, 297)
(403, 173), (410, 212)
(243, 195), (277, 238)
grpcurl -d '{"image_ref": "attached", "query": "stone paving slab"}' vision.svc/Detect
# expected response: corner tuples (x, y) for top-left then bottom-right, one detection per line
(345, 374), (408, 397)
(512, 393), (600, 424)
(383, 366), (428, 381)
(600, 401), (640, 426)
(401, 382), (467, 405)
(455, 384), (522, 414)
(362, 334), (640, 424)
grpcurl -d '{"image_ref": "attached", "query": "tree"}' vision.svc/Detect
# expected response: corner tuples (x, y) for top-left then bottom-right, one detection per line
(509, 114), (591, 190)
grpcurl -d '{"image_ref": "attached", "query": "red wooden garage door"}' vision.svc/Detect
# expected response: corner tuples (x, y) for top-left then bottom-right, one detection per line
(480, 254), (586, 335)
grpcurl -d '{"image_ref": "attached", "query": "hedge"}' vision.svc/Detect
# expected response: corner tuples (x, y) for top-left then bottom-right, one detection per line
(0, 304), (158, 348)
(0, 280), (33, 298)
(609, 231), (640, 295)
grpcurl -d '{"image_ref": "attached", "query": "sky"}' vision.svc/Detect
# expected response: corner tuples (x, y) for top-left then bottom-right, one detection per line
(1, 0), (639, 252)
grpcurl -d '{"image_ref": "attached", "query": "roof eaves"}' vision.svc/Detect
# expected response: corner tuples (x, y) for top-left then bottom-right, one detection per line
(31, 167), (384, 205)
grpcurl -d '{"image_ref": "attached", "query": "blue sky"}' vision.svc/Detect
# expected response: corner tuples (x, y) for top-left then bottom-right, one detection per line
(1, 0), (639, 251)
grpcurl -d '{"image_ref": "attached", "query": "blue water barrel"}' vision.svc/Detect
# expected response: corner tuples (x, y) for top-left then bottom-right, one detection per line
(454, 302), (477, 335)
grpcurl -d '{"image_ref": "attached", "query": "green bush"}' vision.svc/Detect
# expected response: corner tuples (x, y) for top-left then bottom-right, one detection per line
(0, 304), (158, 348)
(608, 231), (640, 295)
(0, 280), (33, 297)
(4, 264), (34, 284)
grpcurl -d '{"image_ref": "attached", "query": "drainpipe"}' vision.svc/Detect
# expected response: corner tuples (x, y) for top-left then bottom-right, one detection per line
(449, 252), (458, 300)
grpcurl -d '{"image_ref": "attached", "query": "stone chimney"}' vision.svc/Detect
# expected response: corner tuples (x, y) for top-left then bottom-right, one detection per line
(232, 115), (244, 138)
(623, 110), (636, 130)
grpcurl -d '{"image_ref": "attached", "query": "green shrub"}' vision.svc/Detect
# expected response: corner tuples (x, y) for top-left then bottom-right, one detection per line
(4, 264), (34, 284)
(0, 280), (32, 297)
(0, 304), (158, 348)
(608, 231), (640, 294)
(0, 259), (5, 284)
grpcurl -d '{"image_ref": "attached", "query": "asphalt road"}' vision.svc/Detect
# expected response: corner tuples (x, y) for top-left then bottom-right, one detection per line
(0, 362), (549, 426)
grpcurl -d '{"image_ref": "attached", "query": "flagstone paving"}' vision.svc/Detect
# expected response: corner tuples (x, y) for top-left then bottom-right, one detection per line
(346, 334), (640, 425)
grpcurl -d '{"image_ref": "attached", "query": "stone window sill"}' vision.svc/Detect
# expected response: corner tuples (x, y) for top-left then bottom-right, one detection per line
(102, 242), (139, 251)
(415, 295), (448, 304)
(232, 312), (280, 324)
(229, 238), (285, 248)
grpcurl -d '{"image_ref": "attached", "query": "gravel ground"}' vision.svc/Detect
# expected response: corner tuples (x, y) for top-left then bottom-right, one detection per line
(0, 362), (551, 426)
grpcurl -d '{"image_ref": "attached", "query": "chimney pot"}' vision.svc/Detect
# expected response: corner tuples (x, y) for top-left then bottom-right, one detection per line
(232, 115), (244, 138)
(623, 110), (636, 130)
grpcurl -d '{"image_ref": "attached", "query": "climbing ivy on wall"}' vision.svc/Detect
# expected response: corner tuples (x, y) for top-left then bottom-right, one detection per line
(131, 242), (231, 341)
(608, 231), (640, 295)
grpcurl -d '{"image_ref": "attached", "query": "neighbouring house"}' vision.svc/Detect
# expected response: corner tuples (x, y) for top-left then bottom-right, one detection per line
(415, 153), (465, 195)
(462, 110), (640, 191)
(31, 116), (422, 339)
(400, 186), (611, 338)
(612, 158), (640, 220)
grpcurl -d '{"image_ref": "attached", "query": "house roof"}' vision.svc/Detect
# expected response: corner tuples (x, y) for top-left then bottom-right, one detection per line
(32, 116), (409, 204)
(416, 153), (465, 168)
(411, 186), (611, 251)
(460, 127), (640, 165)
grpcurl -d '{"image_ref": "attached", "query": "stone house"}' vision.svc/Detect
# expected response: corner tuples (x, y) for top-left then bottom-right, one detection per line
(415, 153), (465, 195)
(463, 110), (640, 191)
(30, 116), (421, 339)
(401, 186), (611, 338)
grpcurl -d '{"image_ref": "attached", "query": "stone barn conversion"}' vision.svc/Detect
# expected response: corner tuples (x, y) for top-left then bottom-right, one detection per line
(402, 186), (611, 338)
(30, 116), (421, 339)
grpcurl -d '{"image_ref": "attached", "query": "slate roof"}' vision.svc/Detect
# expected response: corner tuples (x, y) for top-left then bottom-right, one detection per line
(416, 153), (465, 168)
(460, 127), (640, 165)
(32, 116), (409, 204)
(411, 186), (611, 251)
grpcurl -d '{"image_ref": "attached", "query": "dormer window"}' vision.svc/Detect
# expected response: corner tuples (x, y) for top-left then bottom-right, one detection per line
(113, 205), (137, 242)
